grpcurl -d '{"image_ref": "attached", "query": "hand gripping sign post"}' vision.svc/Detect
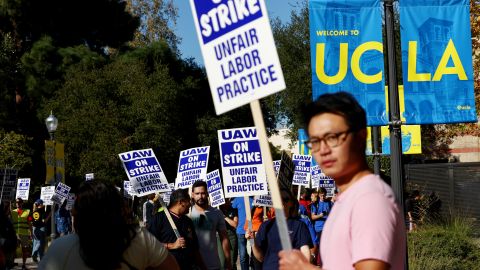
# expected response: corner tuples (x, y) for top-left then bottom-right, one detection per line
(15, 178), (31, 200)
(118, 148), (171, 196)
(206, 170), (226, 208)
(175, 146), (210, 189)
(190, 0), (291, 250)
(292, 155), (312, 199)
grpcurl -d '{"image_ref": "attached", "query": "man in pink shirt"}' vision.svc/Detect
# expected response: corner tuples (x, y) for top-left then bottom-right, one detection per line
(279, 92), (406, 270)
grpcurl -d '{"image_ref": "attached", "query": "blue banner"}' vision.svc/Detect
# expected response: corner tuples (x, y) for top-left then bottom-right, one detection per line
(309, 0), (387, 126)
(399, 0), (476, 124)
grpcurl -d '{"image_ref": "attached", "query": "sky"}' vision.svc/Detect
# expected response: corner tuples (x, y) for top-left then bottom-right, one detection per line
(175, 0), (301, 66)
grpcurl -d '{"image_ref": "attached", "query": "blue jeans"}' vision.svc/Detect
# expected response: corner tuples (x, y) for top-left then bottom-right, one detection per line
(237, 234), (249, 270)
(32, 226), (46, 259)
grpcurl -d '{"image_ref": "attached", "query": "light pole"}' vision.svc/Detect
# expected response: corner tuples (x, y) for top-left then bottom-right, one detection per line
(45, 111), (58, 241)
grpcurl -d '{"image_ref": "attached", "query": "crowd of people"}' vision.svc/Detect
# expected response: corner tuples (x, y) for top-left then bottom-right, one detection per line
(0, 92), (411, 270)
(0, 197), (73, 270)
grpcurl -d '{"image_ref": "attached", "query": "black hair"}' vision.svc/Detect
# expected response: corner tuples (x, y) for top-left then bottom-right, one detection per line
(319, 187), (328, 195)
(168, 189), (190, 208)
(280, 189), (299, 218)
(303, 91), (367, 133)
(74, 181), (136, 270)
(192, 180), (207, 192)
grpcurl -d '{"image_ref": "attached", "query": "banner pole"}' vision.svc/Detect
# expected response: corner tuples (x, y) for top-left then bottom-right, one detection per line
(250, 100), (292, 250)
(372, 126), (381, 175)
(384, 0), (408, 269)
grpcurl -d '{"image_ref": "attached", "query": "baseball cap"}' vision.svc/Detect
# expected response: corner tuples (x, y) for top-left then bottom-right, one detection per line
(35, 199), (44, 205)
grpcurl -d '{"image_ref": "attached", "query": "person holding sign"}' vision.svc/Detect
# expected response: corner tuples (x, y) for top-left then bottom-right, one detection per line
(246, 189), (312, 270)
(11, 198), (31, 270)
(39, 181), (179, 270)
(189, 180), (232, 270)
(279, 92), (406, 270)
(149, 189), (207, 270)
(30, 199), (47, 263)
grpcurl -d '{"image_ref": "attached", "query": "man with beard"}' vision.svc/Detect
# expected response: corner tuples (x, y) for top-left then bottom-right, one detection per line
(189, 180), (232, 270)
(149, 189), (207, 270)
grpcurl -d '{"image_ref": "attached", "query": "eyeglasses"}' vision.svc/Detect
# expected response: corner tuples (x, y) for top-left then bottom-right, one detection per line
(306, 130), (351, 152)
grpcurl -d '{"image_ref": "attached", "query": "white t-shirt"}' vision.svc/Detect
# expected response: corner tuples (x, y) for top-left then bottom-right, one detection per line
(39, 227), (168, 270)
(320, 174), (406, 270)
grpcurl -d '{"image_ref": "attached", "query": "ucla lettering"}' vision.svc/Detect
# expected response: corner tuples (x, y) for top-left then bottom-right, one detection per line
(407, 39), (467, 82)
(315, 41), (383, 85)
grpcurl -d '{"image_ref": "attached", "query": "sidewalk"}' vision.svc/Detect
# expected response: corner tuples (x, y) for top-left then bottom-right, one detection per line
(9, 258), (38, 270)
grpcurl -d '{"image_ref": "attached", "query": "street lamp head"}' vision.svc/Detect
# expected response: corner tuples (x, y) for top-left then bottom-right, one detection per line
(45, 111), (58, 133)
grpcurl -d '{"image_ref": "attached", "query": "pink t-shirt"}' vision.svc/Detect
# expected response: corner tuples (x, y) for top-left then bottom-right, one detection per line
(320, 174), (406, 270)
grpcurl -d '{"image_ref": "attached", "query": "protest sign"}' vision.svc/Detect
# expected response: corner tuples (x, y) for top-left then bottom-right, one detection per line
(123, 181), (134, 199)
(206, 170), (226, 207)
(176, 146), (210, 189)
(118, 148), (171, 196)
(0, 169), (18, 202)
(189, 0), (286, 115)
(40, 186), (55, 206)
(51, 182), (71, 205)
(162, 183), (175, 205)
(311, 165), (321, 189)
(319, 174), (336, 197)
(66, 193), (75, 210)
(253, 160), (280, 207)
(292, 155), (312, 186)
(278, 152), (294, 191)
(190, 0), (292, 251)
(218, 127), (268, 197)
(15, 178), (30, 200)
(85, 173), (94, 181)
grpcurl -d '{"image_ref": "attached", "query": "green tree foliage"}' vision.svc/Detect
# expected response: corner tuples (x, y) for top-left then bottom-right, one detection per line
(21, 36), (106, 107)
(265, 3), (311, 141)
(0, 130), (32, 170)
(0, 33), (21, 130)
(126, 0), (179, 50)
(0, 0), (139, 52)
(40, 42), (254, 187)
